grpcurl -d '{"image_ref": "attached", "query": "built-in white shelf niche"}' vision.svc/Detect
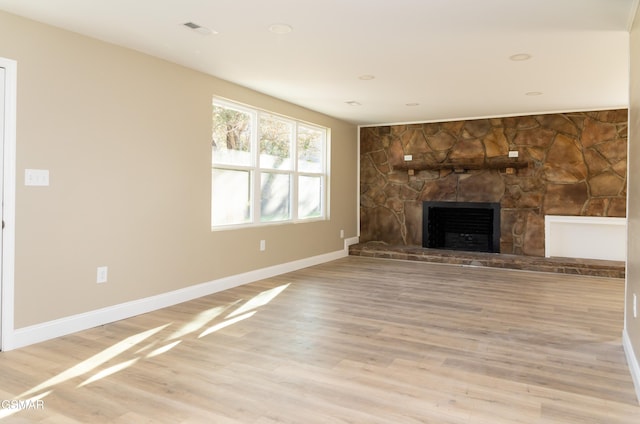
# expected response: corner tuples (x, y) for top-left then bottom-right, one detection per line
(544, 215), (627, 261)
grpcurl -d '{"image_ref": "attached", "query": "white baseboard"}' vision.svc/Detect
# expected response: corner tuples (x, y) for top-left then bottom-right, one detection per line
(344, 236), (359, 250)
(623, 328), (640, 405)
(4, 248), (348, 351)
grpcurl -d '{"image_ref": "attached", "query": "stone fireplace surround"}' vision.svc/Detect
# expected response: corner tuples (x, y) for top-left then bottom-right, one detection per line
(359, 109), (628, 257)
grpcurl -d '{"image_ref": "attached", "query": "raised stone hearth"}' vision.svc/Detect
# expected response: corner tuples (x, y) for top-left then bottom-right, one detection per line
(349, 242), (625, 278)
(360, 110), (628, 257)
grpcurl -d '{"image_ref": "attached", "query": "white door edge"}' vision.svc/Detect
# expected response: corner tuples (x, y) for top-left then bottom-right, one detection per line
(0, 57), (17, 351)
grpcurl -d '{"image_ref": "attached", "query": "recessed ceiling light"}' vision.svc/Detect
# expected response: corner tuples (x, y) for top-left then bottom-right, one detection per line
(183, 22), (217, 36)
(358, 74), (375, 80)
(269, 23), (293, 34)
(345, 101), (362, 106)
(509, 53), (532, 61)
(406, 103), (420, 107)
(525, 91), (543, 96)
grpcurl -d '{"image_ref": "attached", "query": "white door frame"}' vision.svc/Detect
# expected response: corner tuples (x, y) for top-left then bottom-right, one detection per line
(0, 57), (17, 351)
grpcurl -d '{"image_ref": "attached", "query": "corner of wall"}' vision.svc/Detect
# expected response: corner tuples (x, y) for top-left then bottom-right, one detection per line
(623, 328), (640, 404)
(344, 236), (359, 251)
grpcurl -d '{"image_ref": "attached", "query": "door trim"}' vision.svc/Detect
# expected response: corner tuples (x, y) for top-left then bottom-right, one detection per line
(0, 57), (17, 351)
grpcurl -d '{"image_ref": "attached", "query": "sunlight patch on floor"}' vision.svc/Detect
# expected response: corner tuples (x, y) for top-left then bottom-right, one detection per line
(226, 283), (290, 318)
(19, 324), (170, 398)
(78, 358), (140, 387)
(146, 340), (182, 358)
(166, 303), (235, 341)
(199, 311), (256, 338)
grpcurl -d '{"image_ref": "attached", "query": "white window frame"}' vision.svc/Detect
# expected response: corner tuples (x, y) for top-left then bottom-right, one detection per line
(212, 98), (329, 230)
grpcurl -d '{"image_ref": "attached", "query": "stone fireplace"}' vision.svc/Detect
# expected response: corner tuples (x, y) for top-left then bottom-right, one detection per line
(423, 201), (500, 253)
(359, 110), (628, 257)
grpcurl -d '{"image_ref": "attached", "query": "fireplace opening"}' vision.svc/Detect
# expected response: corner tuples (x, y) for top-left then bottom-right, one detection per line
(422, 201), (500, 253)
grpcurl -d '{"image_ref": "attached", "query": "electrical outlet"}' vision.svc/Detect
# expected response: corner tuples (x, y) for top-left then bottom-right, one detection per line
(97, 266), (108, 284)
(340, 229), (344, 239)
(260, 240), (266, 251)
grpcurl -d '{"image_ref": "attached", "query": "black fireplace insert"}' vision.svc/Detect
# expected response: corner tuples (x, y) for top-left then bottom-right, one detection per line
(422, 201), (500, 253)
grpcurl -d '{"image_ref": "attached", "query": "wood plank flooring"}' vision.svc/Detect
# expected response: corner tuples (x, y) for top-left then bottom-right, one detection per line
(1, 256), (639, 423)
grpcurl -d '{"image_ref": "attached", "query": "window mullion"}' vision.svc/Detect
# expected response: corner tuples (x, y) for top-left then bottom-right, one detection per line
(291, 123), (298, 221)
(252, 110), (260, 224)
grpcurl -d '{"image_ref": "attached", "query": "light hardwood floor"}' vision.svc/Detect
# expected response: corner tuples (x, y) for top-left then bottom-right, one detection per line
(1, 256), (639, 423)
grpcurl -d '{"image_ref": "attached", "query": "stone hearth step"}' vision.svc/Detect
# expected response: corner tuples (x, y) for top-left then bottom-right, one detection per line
(349, 242), (625, 279)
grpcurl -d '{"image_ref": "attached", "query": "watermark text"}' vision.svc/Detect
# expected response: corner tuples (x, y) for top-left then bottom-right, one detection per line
(1, 399), (45, 410)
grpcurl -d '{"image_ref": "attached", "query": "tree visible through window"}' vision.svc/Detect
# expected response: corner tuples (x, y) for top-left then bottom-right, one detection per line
(211, 99), (328, 228)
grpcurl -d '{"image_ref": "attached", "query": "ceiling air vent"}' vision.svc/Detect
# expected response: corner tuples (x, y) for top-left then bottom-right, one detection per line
(183, 22), (215, 35)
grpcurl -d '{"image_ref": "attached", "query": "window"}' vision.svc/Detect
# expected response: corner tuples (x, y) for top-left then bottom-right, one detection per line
(211, 99), (328, 228)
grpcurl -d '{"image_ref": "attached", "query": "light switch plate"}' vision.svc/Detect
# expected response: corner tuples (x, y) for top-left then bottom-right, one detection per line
(25, 169), (50, 186)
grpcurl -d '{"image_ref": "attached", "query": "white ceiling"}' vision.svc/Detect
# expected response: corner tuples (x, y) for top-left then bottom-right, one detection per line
(0, 0), (637, 125)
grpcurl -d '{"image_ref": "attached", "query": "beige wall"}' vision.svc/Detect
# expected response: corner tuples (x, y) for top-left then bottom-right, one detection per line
(0, 11), (358, 328)
(627, 6), (640, 378)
